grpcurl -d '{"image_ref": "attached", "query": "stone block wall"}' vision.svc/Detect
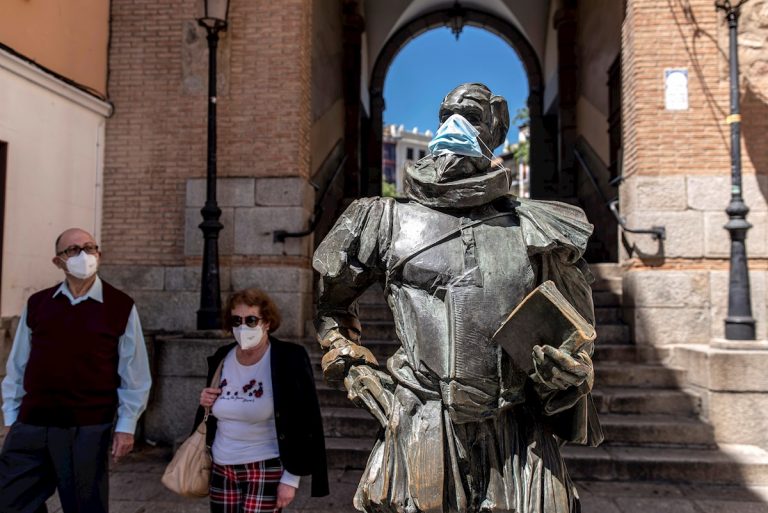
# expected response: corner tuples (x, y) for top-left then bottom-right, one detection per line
(672, 343), (768, 449)
(100, 261), (314, 339)
(621, 173), (768, 346)
(624, 269), (768, 346)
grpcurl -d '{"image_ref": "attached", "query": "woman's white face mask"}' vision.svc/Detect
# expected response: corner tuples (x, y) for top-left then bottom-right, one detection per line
(233, 325), (266, 350)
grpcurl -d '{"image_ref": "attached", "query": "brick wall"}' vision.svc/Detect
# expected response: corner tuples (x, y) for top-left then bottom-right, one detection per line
(104, 0), (314, 266)
(623, 0), (730, 179)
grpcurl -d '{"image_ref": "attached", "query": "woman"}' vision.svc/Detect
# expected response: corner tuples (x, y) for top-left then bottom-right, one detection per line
(195, 288), (329, 512)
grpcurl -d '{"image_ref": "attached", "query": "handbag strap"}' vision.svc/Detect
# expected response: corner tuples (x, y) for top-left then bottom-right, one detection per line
(202, 359), (225, 422)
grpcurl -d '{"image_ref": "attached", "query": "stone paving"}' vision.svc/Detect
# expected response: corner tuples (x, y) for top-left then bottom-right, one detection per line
(37, 444), (768, 513)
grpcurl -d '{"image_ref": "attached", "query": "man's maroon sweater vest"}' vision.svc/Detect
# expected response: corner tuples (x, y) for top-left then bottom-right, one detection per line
(19, 280), (135, 426)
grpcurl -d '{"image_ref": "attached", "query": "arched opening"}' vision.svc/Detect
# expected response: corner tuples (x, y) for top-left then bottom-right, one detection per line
(362, 7), (552, 199)
(380, 26), (530, 198)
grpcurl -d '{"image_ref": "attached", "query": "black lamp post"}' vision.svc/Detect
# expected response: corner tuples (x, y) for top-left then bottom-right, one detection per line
(716, 0), (755, 340)
(196, 0), (230, 330)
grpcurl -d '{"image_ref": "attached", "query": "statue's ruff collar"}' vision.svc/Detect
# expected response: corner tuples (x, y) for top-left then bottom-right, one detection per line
(404, 156), (512, 208)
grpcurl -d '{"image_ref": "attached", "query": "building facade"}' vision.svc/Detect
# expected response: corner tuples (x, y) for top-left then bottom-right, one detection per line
(0, 0), (111, 318)
(381, 124), (432, 195)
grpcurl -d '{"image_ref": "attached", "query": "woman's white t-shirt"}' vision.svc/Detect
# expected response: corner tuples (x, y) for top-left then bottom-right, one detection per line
(211, 346), (299, 487)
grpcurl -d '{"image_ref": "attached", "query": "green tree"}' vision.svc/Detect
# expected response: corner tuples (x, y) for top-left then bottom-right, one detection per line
(511, 107), (529, 165)
(382, 180), (397, 198)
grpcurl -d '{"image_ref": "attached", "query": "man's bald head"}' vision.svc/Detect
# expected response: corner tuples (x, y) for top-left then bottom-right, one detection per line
(55, 228), (96, 255)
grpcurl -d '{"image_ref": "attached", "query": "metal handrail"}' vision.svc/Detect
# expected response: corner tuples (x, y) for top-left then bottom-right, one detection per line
(574, 140), (665, 241)
(273, 153), (347, 243)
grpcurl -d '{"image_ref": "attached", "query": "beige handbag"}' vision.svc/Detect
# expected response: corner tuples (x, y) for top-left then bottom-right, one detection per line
(161, 361), (224, 497)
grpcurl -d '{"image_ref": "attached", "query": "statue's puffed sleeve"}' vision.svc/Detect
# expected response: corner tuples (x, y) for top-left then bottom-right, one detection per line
(517, 198), (604, 446)
(313, 197), (393, 386)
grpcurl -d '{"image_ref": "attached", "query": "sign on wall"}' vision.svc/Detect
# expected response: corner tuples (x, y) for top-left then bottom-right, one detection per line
(664, 68), (689, 110)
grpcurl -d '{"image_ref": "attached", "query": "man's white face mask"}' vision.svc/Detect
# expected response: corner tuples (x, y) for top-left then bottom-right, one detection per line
(66, 251), (99, 280)
(233, 325), (266, 351)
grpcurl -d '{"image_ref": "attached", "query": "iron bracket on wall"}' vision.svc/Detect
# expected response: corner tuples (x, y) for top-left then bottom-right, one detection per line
(608, 199), (666, 241)
(573, 140), (666, 242)
(273, 154), (348, 243)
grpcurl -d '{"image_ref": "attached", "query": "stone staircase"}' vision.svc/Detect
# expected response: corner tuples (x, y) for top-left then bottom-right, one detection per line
(309, 263), (768, 487)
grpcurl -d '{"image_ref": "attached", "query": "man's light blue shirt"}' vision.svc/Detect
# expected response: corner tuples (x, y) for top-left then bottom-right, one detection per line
(1, 276), (152, 434)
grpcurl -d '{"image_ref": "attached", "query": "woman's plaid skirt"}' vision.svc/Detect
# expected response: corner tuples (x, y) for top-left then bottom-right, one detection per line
(209, 458), (283, 513)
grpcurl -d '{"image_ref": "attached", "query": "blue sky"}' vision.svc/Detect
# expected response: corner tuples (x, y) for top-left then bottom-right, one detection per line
(383, 26), (529, 150)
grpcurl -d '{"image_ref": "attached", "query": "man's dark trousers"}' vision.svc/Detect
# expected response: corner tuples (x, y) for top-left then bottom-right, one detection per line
(0, 422), (111, 513)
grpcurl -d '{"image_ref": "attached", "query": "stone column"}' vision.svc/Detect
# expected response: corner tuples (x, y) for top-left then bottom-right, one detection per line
(342, 0), (364, 198)
(554, 0), (579, 198)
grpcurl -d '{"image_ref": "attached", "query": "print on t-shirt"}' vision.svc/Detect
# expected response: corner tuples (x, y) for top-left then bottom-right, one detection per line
(219, 377), (264, 401)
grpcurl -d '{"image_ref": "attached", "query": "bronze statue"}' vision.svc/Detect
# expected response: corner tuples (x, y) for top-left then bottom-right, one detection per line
(314, 83), (603, 513)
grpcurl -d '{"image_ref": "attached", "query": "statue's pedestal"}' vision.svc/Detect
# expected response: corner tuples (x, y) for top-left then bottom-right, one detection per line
(671, 339), (768, 450)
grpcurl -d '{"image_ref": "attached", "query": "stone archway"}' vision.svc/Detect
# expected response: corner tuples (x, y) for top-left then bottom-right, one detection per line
(362, 7), (554, 198)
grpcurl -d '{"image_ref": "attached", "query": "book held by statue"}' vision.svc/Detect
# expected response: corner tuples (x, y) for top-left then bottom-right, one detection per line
(492, 280), (596, 375)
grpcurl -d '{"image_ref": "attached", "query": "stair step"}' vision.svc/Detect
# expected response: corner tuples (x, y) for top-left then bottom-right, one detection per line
(321, 408), (714, 448)
(326, 438), (768, 486)
(356, 322), (630, 348)
(361, 305), (624, 325)
(324, 437), (376, 469)
(309, 343), (647, 376)
(359, 287), (621, 307)
(593, 290), (621, 307)
(359, 304), (394, 321)
(319, 383), (702, 417)
(599, 414), (714, 448)
(595, 324), (631, 345)
(562, 444), (768, 486)
(316, 382), (351, 408)
(362, 307), (624, 324)
(591, 387), (701, 415)
(596, 363), (686, 388)
(323, 407), (380, 438)
(594, 306), (622, 324)
(590, 264), (624, 293)
(358, 286), (386, 305)
(592, 344), (638, 363)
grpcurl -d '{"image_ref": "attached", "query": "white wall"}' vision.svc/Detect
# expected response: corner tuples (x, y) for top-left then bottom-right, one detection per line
(0, 50), (110, 316)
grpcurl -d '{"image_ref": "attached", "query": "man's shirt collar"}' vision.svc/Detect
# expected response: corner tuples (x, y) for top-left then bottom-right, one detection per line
(52, 275), (103, 305)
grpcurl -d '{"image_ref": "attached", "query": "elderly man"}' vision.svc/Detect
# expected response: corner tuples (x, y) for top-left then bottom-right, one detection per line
(314, 83), (602, 513)
(0, 228), (151, 513)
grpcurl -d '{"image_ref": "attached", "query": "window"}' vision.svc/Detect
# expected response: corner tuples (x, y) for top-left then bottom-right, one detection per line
(419, 150), (426, 159)
(406, 147), (414, 160)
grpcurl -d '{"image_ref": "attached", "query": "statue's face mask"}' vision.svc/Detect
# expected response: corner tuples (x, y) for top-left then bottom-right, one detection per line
(428, 113), (508, 184)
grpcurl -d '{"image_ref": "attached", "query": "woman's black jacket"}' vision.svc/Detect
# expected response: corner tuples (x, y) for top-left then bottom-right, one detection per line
(192, 337), (329, 497)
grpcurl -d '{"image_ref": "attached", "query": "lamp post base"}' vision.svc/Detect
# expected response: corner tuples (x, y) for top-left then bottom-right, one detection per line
(197, 308), (222, 330)
(725, 316), (757, 341)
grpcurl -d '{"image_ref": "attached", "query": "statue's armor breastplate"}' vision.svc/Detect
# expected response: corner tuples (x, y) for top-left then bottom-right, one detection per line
(385, 201), (536, 387)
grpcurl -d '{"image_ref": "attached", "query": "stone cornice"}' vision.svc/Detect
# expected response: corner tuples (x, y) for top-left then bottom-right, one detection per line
(0, 48), (112, 117)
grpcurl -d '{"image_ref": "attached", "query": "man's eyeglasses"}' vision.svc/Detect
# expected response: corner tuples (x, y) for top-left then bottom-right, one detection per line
(56, 244), (100, 258)
(230, 315), (263, 328)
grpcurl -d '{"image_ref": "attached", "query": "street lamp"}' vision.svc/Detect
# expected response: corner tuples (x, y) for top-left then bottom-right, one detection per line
(715, 0), (755, 340)
(196, 0), (230, 330)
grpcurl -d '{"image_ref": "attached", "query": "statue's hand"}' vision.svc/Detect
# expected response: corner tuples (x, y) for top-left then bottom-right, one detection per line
(531, 345), (594, 391)
(322, 345), (377, 382)
(319, 334), (378, 386)
(344, 365), (395, 428)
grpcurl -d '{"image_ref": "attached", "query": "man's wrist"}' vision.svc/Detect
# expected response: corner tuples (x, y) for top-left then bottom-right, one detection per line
(2, 411), (18, 427)
(114, 416), (137, 435)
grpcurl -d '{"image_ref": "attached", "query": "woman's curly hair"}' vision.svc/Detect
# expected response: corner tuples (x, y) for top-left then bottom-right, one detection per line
(223, 288), (282, 333)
